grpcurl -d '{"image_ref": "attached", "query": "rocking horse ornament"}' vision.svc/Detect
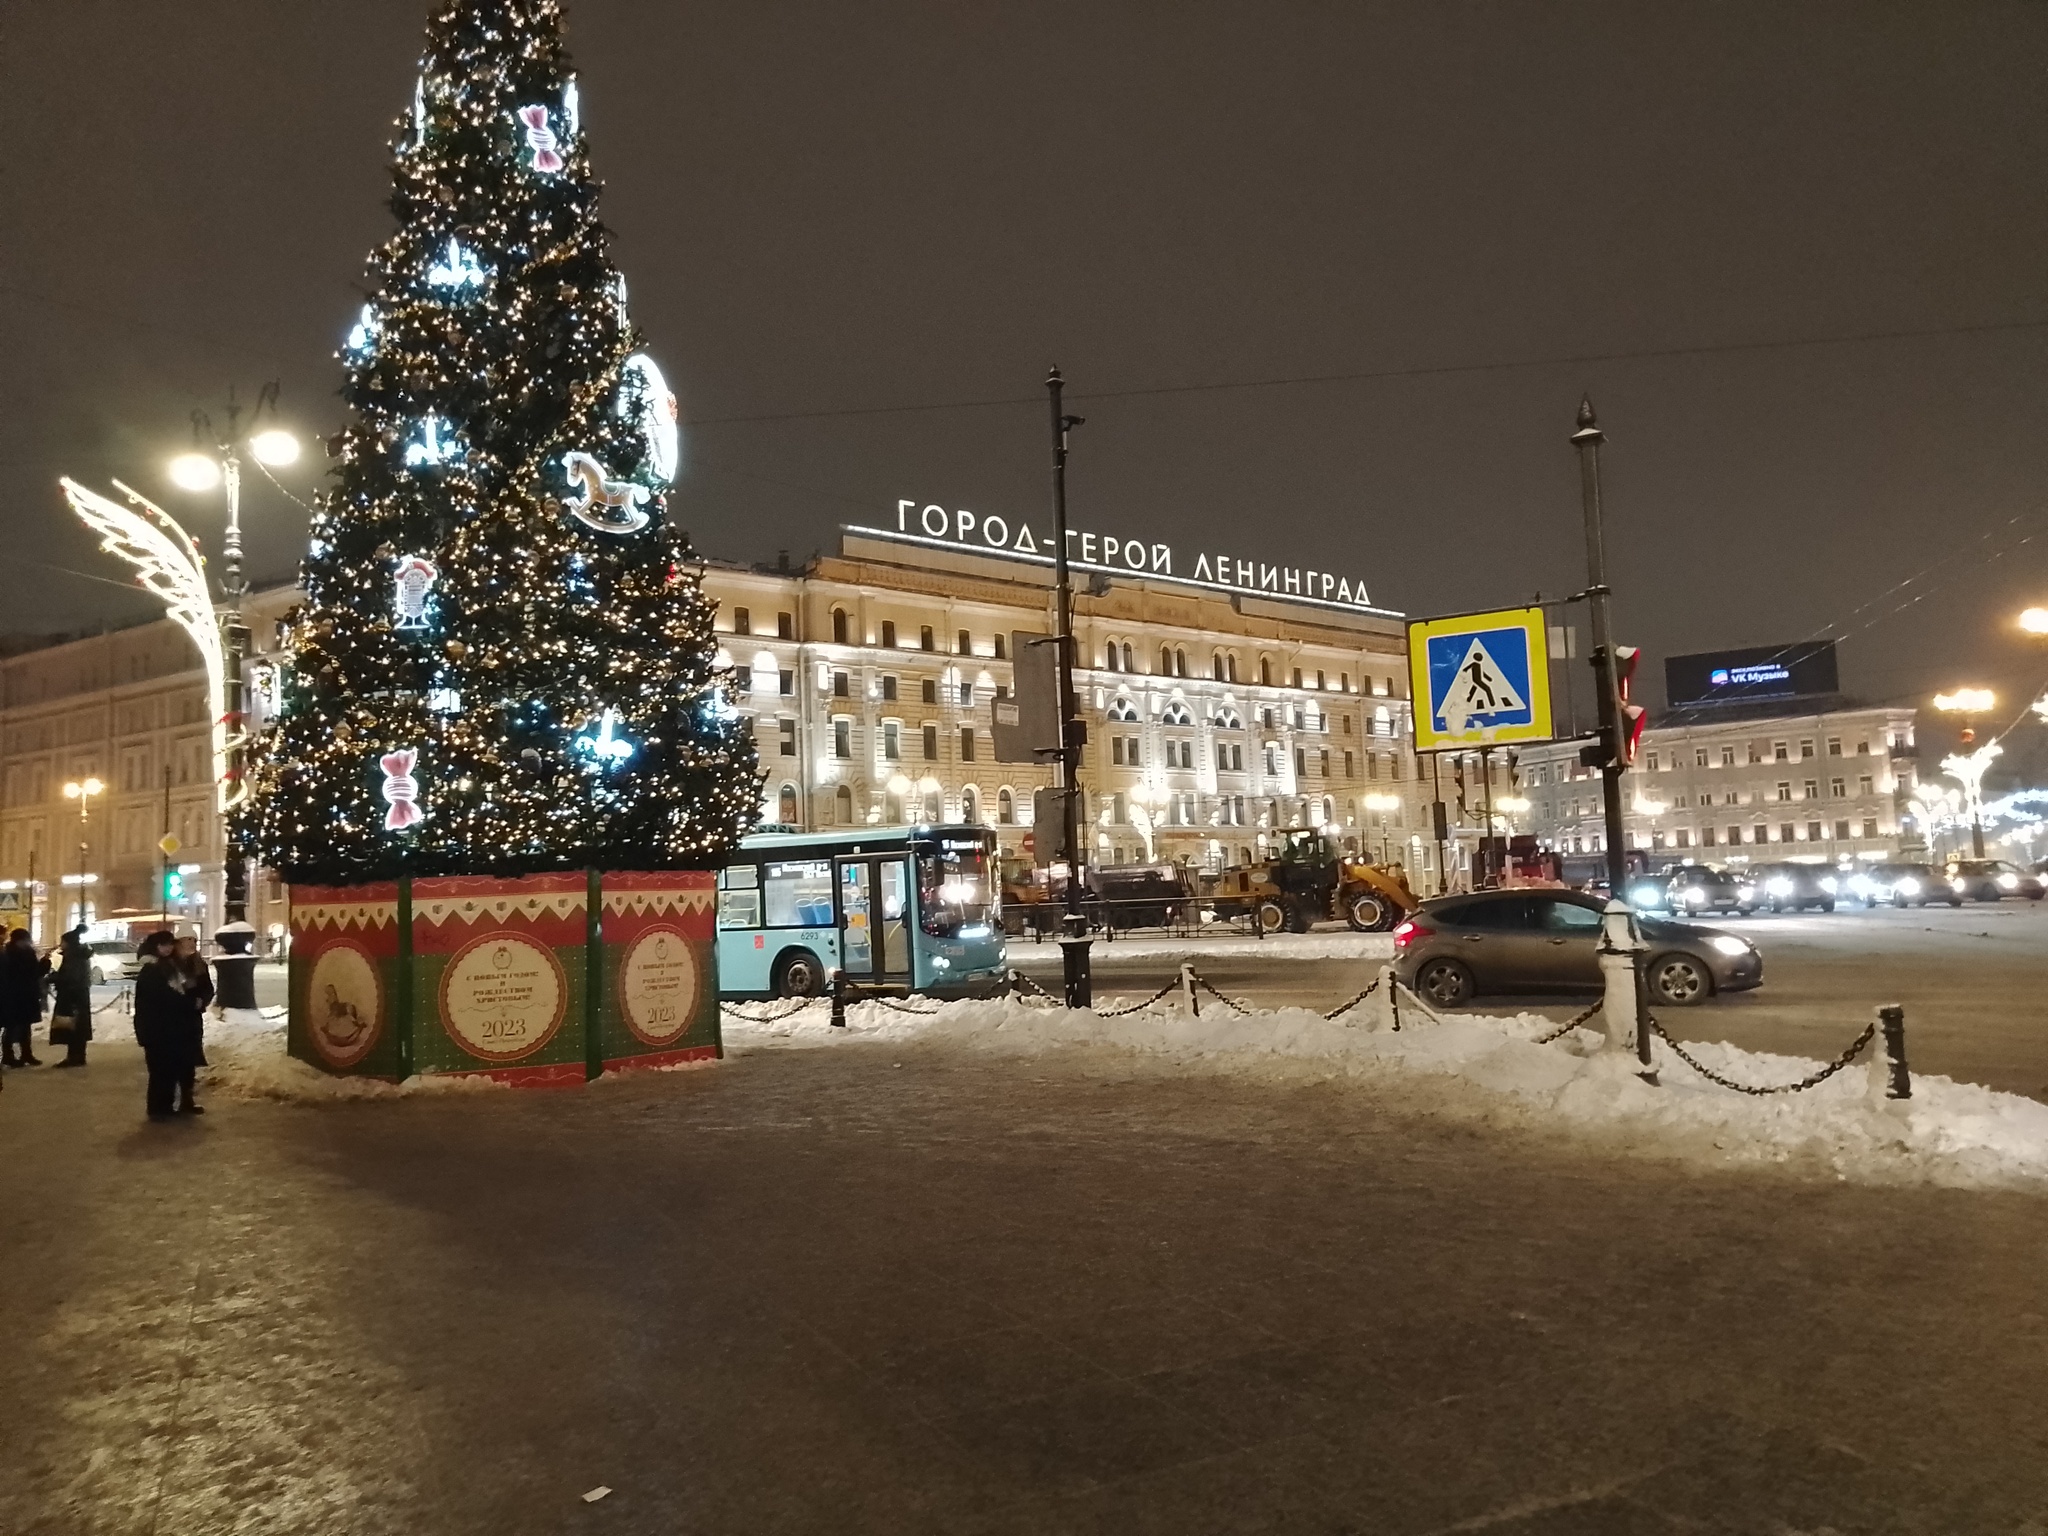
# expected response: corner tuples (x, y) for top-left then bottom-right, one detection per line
(559, 449), (652, 535)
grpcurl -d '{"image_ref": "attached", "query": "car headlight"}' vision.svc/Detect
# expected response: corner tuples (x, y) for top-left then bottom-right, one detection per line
(1680, 887), (1705, 904)
(1819, 877), (1838, 893)
(1952, 877), (1968, 891)
(1767, 878), (1793, 896)
(1709, 935), (1751, 957)
(1999, 873), (2019, 889)
(1629, 885), (1662, 904)
(1896, 878), (1918, 894)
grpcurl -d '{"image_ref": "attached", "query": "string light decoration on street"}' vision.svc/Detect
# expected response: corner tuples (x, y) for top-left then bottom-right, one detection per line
(242, 0), (759, 886)
(60, 479), (238, 813)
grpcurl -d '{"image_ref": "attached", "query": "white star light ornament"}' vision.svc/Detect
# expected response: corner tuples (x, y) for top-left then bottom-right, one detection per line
(561, 450), (650, 534)
(404, 416), (465, 468)
(346, 304), (378, 356)
(619, 354), (680, 484)
(575, 708), (636, 769)
(426, 238), (487, 292)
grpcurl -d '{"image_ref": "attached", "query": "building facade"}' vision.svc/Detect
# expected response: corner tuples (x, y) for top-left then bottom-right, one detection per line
(0, 526), (1433, 940)
(1513, 703), (1921, 864)
(0, 588), (297, 943)
(703, 527), (1427, 873)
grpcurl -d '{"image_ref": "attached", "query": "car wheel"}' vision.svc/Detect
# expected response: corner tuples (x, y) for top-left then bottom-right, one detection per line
(1818, 900), (1835, 913)
(1253, 899), (1288, 935)
(1345, 892), (1387, 932)
(1413, 958), (1475, 1009)
(772, 949), (826, 999)
(1648, 953), (1712, 1007)
(1892, 894), (1908, 909)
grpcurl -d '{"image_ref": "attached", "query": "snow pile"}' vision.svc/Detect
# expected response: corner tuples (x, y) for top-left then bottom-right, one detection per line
(723, 995), (2048, 1189)
(199, 1009), (509, 1103)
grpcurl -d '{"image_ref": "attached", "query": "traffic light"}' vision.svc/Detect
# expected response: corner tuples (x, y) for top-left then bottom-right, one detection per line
(163, 869), (184, 903)
(1613, 645), (1648, 766)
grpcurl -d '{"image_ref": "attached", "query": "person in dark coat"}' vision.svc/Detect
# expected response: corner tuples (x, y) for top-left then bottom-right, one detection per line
(133, 930), (200, 1117)
(1, 927), (50, 1068)
(50, 928), (95, 1068)
(173, 934), (214, 1068)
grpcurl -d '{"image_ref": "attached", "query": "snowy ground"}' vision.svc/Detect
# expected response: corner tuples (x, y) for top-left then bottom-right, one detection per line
(196, 982), (2048, 1191)
(721, 991), (2048, 1190)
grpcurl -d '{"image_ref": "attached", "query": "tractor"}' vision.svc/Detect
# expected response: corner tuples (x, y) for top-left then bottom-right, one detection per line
(1206, 828), (1419, 934)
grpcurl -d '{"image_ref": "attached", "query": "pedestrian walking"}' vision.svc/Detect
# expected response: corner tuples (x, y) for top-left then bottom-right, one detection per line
(49, 927), (95, 1068)
(173, 934), (214, 1068)
(1, 927), (50, 1068)
(134, 931), (200, 1118)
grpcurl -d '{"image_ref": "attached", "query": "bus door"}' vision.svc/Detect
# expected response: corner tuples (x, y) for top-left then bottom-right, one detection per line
(834, 855), (912, 986)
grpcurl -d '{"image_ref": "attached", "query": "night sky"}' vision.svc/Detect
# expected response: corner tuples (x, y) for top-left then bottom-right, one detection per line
(6, 2), (2045, 747)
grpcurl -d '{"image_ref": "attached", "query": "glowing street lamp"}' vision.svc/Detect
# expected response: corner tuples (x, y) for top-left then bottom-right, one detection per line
(1933, 688), (1997, 857)
(1362, 791), (1401, 865)
(62, 777), (104, 929)
(2018, 608), (2048, 637)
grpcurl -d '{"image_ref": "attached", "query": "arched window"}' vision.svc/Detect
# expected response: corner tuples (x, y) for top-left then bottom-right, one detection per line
(1175, 647), (1187, 678)
(998, 787), (1015, 825)
(835, 785), (854, 825)
(1104, 640), (1119, 671)
(1214, 707), (1243, 730)
(1212, 653), (1225, 681)
(1258, 657), (1272, 687)
(1121, 642), (1133, 672)
(831, 608), (848, 645)
(1107, 696), (1139, 723)
(1321, 795), (1335, 825)
(923, 787), (943, 822)
(961, 786), (979, 823)
(1160, 645), (1173, 676)
(1162, 701), (1194, 727)
(777, 785), (799, 825)
(1227, 654), (1239, 683)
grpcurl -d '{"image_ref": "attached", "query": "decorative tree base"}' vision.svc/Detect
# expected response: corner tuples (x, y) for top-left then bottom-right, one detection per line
(289, 870), (718, 1086)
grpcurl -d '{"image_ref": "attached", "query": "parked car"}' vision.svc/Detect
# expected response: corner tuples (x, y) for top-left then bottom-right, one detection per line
(1661, 866), (1758, 917)
(1392, 888), (1762, 1009)
(1751, 862), (1838, 913)
(1847, 862), (1958, 909)
(1944, 859), (2046, 902)
(86, 938), (146, 986)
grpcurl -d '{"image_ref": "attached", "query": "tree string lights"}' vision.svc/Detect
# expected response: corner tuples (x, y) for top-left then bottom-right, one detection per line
(242, 0), (760, 886)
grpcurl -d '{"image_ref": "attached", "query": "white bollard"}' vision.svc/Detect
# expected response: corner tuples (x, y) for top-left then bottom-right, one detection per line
(1598, 898), (1644, 1057)
(1179, 961), (1199, 1017)
(1367, 964), (1398, 1032)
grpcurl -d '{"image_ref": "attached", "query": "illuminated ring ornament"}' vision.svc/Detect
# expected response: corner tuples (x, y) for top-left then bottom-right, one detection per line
(619, 354), (679, 484)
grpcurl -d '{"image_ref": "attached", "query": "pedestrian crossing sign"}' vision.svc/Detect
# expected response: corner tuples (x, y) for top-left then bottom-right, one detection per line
(1407, 606), (1554, 753)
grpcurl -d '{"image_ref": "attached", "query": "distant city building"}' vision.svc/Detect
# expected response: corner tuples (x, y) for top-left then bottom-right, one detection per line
(1514, 701), (1921, 863)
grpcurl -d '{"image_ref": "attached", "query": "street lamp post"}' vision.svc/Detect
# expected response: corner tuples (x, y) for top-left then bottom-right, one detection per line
(62, 778), (103, 930)
(1932, 688), (1996, 858)
(1363, 793), (1401, 865)
(1045, 367), (1092, 1009)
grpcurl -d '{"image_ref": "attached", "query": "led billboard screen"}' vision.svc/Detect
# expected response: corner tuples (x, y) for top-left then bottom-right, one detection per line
(1665, 641), (1838, 709)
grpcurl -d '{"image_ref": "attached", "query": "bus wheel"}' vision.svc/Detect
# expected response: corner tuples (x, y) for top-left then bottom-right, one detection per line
(1253, 899), (1288, 935)
(773, 949), (826, 998)
(1345, 892), (1387, 932)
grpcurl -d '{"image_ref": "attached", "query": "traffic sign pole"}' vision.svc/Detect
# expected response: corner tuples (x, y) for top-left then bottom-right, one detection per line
(1571, 397), (1628, 895)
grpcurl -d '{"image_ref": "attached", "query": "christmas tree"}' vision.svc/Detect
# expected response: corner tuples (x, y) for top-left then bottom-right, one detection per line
(245, 0), (760, 886)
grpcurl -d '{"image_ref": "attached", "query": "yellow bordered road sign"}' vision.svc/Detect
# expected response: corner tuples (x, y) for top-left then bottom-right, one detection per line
(1408, 606), (1555, 753)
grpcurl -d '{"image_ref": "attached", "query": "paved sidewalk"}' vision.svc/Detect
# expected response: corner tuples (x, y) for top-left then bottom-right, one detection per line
(2, 1038), (2044, 1534)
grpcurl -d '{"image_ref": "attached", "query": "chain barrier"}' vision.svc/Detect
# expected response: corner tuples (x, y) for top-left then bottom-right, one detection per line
(1322, 975), (1384, 1021)
(1533, 1001), (1603, 1046)
(1008, 970), (1061, 1003)
(1093, 978), (1184, 1018)
(1194, 976), (1256, 1016)
(865, 994), (945, 1016)
(1646, 1016), (1876, 1096)
(721, 998), (820, 1023)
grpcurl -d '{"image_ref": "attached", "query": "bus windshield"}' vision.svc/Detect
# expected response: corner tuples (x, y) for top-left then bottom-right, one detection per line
(917, 839), (996, 937)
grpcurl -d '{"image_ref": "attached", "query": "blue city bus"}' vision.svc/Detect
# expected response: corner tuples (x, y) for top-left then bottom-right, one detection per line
(716, 824), (1008, 999)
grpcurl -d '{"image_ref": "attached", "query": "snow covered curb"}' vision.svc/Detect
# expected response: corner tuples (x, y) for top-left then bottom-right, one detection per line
(202, 1012), (511, 1103)
(725, 996), (2048, 1190)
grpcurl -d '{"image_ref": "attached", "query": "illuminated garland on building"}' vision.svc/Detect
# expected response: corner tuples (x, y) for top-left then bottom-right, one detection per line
(241, 0), (760, 885)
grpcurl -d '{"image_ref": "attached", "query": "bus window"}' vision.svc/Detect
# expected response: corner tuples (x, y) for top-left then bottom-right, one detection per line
(918, 841), (994, 937)
(763, 860), (833, 928)
(717, 865), (761, 928)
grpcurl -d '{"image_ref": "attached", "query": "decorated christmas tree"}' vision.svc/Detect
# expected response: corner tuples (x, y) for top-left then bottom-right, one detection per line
(245, 0), (760, 886)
